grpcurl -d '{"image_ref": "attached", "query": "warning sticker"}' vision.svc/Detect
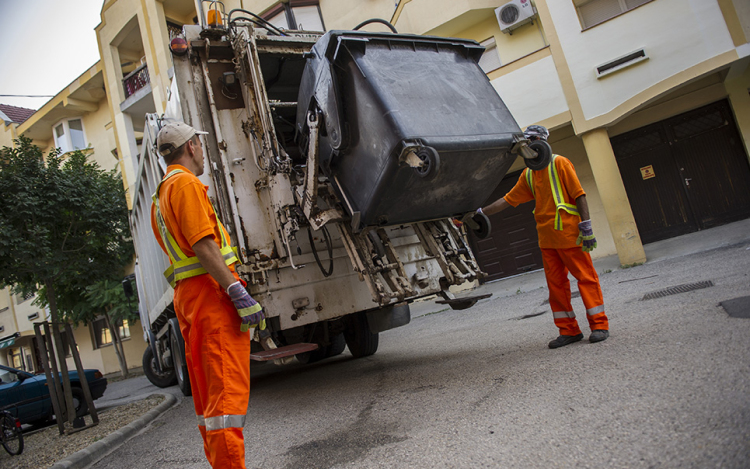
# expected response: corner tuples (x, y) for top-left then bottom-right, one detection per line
(640, 165), (655, 180)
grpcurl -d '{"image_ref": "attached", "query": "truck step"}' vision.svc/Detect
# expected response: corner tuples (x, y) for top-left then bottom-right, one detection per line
(250, 343), (318, 361)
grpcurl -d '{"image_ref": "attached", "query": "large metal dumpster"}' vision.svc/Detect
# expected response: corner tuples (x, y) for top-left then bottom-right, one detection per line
(296, 30), (522, 231)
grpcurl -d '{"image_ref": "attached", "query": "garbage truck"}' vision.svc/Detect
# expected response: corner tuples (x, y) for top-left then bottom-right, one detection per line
(129, 10), (551, 395)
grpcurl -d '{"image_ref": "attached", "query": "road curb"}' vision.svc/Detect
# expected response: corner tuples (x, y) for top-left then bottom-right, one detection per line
(49, 393), (177, 469)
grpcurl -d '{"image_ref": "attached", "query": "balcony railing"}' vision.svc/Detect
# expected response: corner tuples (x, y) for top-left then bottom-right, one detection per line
(122, 64), (150, 100)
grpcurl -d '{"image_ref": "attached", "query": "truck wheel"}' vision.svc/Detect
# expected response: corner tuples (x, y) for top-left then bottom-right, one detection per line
(170, 326), (192, 396)
(295, 346), (328, 365)
(326, 333), (347, 357)
(344, 312), (379, 358)
(142, 346), (176, 388)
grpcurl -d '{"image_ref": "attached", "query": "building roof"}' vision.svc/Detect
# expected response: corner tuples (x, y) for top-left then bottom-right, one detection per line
(0, 104), (36, 125)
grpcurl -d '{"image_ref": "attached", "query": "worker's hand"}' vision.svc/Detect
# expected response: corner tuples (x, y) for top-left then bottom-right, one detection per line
(461, 208), (483, 230)
(226, 281), (266, 332)
(576, 219), (597, 252)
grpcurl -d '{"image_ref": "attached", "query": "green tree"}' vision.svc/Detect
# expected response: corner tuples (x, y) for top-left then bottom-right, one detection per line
(0, 136), (134, 381)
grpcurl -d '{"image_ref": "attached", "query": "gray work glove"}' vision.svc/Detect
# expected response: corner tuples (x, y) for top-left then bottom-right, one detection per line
(226, 280), (266, 332)
(576, 219), (597, 252)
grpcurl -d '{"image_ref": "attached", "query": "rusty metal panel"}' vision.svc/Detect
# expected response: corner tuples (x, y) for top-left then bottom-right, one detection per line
(468, 170), (542, 282)
(250, 343), (318, 361)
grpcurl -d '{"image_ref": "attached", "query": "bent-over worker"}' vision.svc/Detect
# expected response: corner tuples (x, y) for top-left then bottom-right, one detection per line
(474, 125), (609, 348)
(150, 122), (264, 468)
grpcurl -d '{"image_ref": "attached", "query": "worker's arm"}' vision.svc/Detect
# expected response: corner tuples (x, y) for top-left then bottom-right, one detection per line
(575, 195), (590, 221)
(192, 236), (237, 289)
(482, 197), (511, 216)
(575, 195), (597, 252)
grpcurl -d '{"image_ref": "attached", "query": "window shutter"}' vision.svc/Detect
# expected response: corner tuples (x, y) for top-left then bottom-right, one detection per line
(579, 0), (623, 28)
(478, 38), (502, 73)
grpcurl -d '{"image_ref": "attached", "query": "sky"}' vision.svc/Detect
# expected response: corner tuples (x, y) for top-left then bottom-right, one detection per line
(0, 0), (104, 110)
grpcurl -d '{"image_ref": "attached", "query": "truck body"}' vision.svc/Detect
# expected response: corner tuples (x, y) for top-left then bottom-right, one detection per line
(130, 16), (533, 394)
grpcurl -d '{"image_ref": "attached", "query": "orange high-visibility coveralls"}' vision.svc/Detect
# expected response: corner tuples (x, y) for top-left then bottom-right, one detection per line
(504, 156), (609, 336)
(151, 164), (250, 469)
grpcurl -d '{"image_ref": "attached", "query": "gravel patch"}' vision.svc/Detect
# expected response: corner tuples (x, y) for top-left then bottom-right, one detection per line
(0, 395), (165, 469)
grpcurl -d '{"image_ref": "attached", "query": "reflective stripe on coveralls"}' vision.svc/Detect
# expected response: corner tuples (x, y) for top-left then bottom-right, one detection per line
(197, 414), (247, 431)
(525, 154), (580, 230)
(542, 247), (609, 336)
(152, 169), (240, 287)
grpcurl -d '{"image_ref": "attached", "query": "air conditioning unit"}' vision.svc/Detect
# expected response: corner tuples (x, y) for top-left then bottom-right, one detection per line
(495, 0), (537, 34)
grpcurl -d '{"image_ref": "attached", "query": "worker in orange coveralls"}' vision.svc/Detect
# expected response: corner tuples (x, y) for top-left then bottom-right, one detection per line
(471, 125), (609, 349)
(150, 122), (265, 468)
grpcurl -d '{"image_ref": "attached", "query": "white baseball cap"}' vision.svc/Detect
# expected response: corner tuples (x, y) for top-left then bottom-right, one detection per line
(157, 122), (208, 157)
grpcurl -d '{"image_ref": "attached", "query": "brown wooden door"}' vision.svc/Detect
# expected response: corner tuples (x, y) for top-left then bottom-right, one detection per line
(468, 170), (542, 282)
(669, 101), (750, 229)
(612, 100), (750, 244)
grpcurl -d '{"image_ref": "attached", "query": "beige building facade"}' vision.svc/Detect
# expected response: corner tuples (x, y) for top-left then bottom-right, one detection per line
(0, 63), (146, 375)
(94, 0), (750, 284)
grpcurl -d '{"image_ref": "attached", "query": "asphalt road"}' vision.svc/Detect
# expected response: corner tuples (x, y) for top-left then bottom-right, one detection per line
(91, 241), (750, 468)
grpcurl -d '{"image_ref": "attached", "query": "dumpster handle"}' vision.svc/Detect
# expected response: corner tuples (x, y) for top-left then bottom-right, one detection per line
(352, 18), (398, 34)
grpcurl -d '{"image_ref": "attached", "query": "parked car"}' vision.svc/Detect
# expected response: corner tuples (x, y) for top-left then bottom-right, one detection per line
(0, 364), (107, 425)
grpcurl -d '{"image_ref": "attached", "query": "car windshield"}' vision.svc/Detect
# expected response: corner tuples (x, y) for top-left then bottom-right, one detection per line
(0, 369), (19, 384)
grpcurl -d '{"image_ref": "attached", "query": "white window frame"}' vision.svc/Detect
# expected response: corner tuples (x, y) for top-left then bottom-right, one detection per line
(574, 0), (654, 30)
(53, 117), (88, 154)
(91, 316), (132, 349)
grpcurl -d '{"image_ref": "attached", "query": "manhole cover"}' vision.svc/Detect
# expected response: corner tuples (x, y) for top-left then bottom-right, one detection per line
(640, 280), (714, 301)
(720, 296), (750, 318)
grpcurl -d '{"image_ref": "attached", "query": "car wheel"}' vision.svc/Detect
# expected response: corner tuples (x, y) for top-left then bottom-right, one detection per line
(170, 326), (192, 397)
(71, 387), (89, 418)
(142, 346), (176, 388)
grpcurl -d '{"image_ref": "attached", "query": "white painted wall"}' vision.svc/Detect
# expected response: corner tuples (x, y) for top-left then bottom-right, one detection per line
(548, 0), (736, 120)
(490, 55), (569, 127)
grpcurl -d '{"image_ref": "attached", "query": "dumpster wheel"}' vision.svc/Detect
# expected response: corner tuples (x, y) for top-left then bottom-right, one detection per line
(414, 147), (440, 180)
(524, 140), (552, 171)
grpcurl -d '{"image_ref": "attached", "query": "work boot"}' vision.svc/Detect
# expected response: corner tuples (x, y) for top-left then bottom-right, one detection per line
(589, 330), (609, 343)
(548, 333), (583, 349)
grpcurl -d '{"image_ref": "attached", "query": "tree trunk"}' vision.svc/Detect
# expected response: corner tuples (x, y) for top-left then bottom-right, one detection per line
(44, 279), (76, 426)
(104, 310), (129, 378)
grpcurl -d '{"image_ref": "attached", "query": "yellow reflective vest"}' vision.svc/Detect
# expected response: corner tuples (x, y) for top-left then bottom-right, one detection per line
(525, 154), (580, 231)
(152, 169), (240, 287)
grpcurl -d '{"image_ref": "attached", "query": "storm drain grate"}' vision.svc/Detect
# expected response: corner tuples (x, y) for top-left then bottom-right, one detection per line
(640, 280), (714, 301)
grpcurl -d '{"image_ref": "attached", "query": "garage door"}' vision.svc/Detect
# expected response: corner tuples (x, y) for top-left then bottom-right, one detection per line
(468, 169), (542, 282)
(611, 100), (750, 244)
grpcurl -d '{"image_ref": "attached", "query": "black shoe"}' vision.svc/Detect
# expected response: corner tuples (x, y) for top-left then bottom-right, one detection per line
(548, 333), (584, 349)
(589, 330), (609, 343)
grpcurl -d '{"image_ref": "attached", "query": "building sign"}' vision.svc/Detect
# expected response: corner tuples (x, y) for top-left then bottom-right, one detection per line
(640, 165), (655, 180)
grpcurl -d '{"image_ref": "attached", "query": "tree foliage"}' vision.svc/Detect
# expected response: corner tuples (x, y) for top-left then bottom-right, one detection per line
(0, 136), (134, 324)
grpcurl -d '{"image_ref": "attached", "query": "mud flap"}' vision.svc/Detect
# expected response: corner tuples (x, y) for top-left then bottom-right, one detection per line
(366, 302), (410, 333)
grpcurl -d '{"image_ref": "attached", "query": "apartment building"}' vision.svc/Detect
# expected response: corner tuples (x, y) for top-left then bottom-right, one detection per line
(95, 0), (750, 284)
(0, 63), (146, 375)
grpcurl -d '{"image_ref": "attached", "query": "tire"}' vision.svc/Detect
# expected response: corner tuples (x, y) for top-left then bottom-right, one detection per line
(524, 140), (552, 171)
(414, 147), (440, 180)
(343, 312), (379, 358)
(170, 326), (192, 397)
(1, 413), (23, 456)
(295, 346), (328, 365)
(326, 333), (347, 357)
(142, 345), (176, 388)
(470, 212), (491, 239)
(71, 387), (89, 418)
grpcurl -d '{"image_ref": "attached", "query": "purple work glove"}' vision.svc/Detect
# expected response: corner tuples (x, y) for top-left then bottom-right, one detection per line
(576, 219), (597, 252)
(226, 281), (265, 332)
